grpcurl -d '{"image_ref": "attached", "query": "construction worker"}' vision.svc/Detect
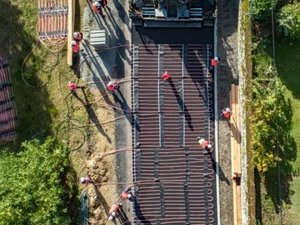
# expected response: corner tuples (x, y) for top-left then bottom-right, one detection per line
(71, 40), (80, 54)
(68, 81), (85, 93)
(108, 203), (122, 221)
(210, 56), (220, 68)
(80, 175), (92, 185)
(92, 1), (105, 17)
(68, 81), (78, 92)
(108, 212), (117, 221)
(221, 107), (231, 119)
(197, 137), (212, 149)
(73, 31), (83, 42)
(106, 80), (119, 92)
(121, 185), (133, 201)
(99, 0), (110, 9)
(232, 172), (241, 182)
(161, 71), (172, 81)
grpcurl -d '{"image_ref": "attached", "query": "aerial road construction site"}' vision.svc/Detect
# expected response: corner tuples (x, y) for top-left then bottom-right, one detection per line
(0, 0), (248, 224)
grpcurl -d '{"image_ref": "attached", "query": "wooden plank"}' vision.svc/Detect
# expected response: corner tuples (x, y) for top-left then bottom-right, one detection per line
(67, 0), (75, 66)
(231, 84), (237, 225)
(231, 84), (241, 225)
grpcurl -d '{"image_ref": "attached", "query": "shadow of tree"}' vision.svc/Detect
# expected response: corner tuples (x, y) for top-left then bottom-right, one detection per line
(276, 38), (300, 100)
(0, 1), (55, 146)
(64, 164), (81, 224)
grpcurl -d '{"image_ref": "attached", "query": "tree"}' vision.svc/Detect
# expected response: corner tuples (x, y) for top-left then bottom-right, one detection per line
(251, 0), (278, 20)
(251, 78), (294, 172)
(278, 2), (300, 39)
(0, 138), (72, 225)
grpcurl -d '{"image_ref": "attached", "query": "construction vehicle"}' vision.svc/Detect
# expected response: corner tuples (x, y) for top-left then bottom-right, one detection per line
(130, 0), (216, 28)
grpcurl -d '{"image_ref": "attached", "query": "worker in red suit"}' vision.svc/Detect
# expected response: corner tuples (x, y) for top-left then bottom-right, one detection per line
(99, 0), (110, 9)
(161, 71), (172, 81)
(121, 185), (133, 201)
(108, 203), (122, 221)
(197, 137), (212, 149)
(106, 80), (120, 92)
(221, 107), (231, 119)
(68, 81), (85, 93)
(80, 175), (92, 185)
(211, 56), (220, 67)
(71, 40), (80, 54)
(92, 1), (105, 17)
(73, 31), (83, 42)
(68, 81), (78, 92)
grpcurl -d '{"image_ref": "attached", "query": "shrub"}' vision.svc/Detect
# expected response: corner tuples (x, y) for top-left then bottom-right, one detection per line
(251, 0), (278, 20)
(0, 138), (71, 225)
(278, 2), (300, 39)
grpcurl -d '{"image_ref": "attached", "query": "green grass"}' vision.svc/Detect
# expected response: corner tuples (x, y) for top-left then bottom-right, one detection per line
(276, 38), (300, 224)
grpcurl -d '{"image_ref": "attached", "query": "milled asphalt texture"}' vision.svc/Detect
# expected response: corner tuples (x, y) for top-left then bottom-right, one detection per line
(79, 0), (239, 223)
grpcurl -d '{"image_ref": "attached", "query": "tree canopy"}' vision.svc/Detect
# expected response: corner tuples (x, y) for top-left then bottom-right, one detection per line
(278, 2), (300, 39)
(251, 49), (296, 173)
(251, 0), (278, 20)
(0, 138), (71, 225)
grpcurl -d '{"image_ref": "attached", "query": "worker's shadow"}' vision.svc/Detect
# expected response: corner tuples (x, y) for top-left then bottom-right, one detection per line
(91, 183), (110, 216)
(187, 47), (213, 109)
(112, 89), (132, 124)
(101, 17), (131, 65)
(207, 150), (230, 186)
(133, 198), (151, 225)
(82, 40), (111, 85)
(118, 207), (131, 225)
(72, 89), (112, 144)
(168, 79), (194, 131)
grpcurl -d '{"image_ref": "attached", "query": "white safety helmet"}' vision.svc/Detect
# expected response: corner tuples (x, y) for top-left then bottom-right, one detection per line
(80, 177), (86, 184)
(71, 40), (77, 46)
(112, 212), (116, 216)
(127, 194), (132, 199)
(214, 56), (219, 61)
(108, 215), (114, 221)
(73, 32), (79, 39)
(94, 1), (101, 7)
(225, 108), (230, 112)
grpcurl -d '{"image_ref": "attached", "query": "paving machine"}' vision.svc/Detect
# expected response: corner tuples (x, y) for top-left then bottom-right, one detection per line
(130, 0), (215, 28)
